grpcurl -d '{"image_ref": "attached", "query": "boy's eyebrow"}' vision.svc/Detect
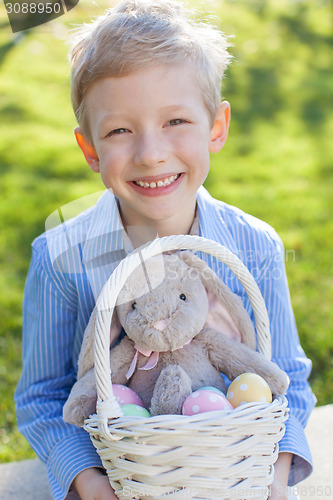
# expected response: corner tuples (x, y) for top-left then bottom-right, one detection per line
(97, 106), (192, 128)
(96, 112), (132, 129)
(100, 105), (189, 117)
(98, 111), (130, 121)
(161, 104), (191, 112)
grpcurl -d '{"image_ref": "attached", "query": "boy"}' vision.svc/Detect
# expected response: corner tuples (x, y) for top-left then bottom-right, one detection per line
(15, 1), (316, 499)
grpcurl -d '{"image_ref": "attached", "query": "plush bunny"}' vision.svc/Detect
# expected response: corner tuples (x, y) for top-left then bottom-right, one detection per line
(63, 251), (289, 426)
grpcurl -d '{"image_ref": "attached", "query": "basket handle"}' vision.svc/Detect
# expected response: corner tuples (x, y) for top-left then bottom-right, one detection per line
(93, 235), (271, 411)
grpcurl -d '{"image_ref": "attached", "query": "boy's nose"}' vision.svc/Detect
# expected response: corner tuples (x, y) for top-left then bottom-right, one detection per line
(134, 132), (167, 168)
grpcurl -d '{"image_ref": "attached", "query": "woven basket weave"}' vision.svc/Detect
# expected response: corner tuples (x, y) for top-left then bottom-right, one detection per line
(84, 235), (288, 500)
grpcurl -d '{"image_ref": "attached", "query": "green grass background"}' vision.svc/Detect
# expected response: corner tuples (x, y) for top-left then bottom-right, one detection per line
(0, 0), (332, 462)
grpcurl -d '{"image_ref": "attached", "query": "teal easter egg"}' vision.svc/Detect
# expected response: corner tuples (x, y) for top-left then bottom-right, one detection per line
(197, 386), (224, 395)
(121, 404), (151, 417)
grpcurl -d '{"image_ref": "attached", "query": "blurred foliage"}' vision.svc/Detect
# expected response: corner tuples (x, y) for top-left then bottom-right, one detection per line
(0, 0), (332, 462)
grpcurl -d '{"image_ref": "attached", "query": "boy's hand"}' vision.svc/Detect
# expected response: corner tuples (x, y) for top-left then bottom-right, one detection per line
(71, 467), (119, 500)
(268, 478), (288, 500)
(268, 452), (293, 500)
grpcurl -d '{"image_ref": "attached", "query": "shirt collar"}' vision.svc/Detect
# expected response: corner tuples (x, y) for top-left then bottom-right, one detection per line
(82, 185), (238, 268)
(196, 185), (237, 254)
(82, 189), (133, 267)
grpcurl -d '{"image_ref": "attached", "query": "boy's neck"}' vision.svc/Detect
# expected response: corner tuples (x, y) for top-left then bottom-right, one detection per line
(119, 202), (197, 248)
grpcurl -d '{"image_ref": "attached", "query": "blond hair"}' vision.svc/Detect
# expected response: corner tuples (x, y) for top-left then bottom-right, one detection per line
(70, 0), (232, 140)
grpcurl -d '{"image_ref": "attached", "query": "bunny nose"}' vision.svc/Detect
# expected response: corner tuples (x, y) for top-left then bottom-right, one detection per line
(153, 319), (168, 331)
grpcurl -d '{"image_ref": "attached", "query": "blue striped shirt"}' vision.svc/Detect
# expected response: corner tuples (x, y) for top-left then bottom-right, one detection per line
(15, 186), (316, 500)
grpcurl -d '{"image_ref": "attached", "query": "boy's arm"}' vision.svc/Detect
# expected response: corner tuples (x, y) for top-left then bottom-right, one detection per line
(15, 239), (102, 500)
(255, 230), (316, 486)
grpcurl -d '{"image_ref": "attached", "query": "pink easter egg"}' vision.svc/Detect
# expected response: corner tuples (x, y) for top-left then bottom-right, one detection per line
(112, 384), (144, 407)
(182, 389), (233, 416)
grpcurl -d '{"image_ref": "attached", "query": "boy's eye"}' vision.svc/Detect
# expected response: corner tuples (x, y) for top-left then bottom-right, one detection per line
(106, 128), (128, 137)
(169, 119), (185, 126)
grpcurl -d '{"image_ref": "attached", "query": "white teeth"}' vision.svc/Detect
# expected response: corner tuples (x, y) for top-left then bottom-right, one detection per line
(134, 174), (180, 188)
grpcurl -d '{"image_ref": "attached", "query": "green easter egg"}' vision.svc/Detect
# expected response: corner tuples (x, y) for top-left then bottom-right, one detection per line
(121, 404), (151, 417)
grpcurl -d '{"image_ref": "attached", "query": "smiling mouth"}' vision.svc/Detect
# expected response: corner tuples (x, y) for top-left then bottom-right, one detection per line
(133, 173), (181, 189)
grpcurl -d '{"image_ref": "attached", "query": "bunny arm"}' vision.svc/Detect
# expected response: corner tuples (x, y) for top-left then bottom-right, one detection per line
(63, 367), (97, 427)
(197, 327), (289, 396)
(109, 336), (137, 385)
(63, 337), (136, 426)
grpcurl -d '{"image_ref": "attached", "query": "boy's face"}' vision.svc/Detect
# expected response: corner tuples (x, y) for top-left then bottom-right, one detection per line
(77, 63), (230, 231)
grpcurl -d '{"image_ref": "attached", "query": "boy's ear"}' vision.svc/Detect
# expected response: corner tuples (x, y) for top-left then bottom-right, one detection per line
(209, 101), (231, 153)
(74, 127), (100, 172)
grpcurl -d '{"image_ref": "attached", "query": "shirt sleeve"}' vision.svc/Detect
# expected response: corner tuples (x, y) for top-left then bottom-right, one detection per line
(256, 230), (316, 485)
(15, 237), (102, 500)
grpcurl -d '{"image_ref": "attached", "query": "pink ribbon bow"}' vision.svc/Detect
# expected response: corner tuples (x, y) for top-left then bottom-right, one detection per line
(126, 340), (192, 380)
(126, 345), (160, 380)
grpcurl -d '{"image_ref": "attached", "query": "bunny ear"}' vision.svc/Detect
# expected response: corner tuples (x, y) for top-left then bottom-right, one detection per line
(77, 306), (122, 380)
(177, 251), (256, 349)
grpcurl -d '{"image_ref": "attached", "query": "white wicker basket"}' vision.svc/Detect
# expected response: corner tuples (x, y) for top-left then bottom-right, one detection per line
(84, 235), (288, 500)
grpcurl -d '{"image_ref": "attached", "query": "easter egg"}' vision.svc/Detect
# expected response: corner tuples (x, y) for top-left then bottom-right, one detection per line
(197, 386), (225, 395)
(112, 384), (144, 407)
(227, 373), (272, 408)
(182, 389), (233, 416)
(121, 404), (151, 417)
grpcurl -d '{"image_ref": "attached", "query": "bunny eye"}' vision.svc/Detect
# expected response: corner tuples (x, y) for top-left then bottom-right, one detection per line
(179, 294), (186, 301)
(132, 302), (137, 310)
